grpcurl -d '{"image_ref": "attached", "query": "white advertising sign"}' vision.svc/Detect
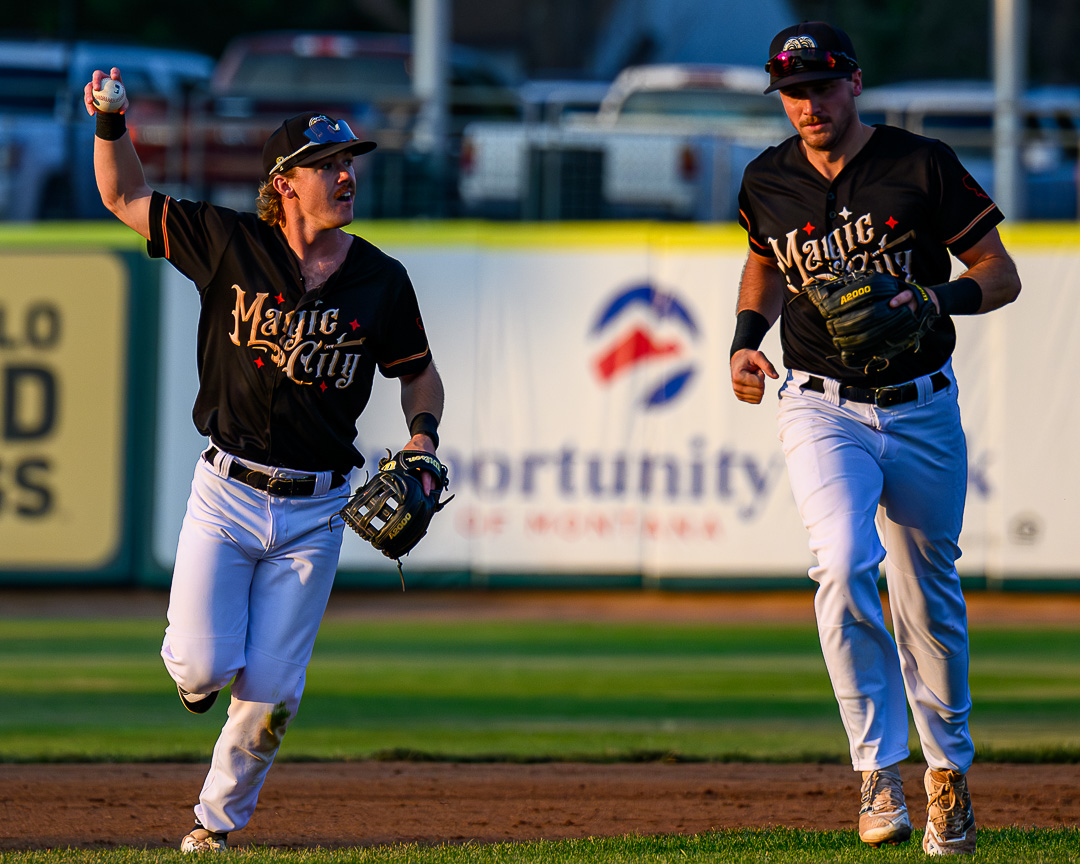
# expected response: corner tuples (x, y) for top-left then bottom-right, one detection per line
(151, 225), (1077, 584)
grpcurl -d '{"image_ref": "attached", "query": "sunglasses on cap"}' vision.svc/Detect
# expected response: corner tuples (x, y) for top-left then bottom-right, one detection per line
(269, 116), (360, 176)
(766, 48), (859, 78)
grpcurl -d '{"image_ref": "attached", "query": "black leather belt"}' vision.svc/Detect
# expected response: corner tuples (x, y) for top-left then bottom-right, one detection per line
(801, 371), (949, 407)
(204, 447), (346, 496)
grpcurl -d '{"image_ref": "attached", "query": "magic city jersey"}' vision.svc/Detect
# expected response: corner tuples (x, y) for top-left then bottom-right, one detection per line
(738, 125), (1004, 386)
(146, 192), (432, 475)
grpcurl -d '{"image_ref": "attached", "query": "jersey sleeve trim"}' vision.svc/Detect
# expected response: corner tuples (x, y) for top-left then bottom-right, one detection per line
(160, 195), (172, 260)
(943, 202), (1002, 251)
(738, 203), (774, 257)
(145, 191), (173, 260)
(382, 348), (431, 369)
(747, 234), (772, 255)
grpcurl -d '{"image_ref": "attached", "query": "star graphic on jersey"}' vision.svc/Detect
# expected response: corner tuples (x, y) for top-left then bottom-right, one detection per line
(839, 207), (851, 220)
(320, 381), (328, 393)
(886, 216), (898, 229)
(350, 319), (361, 330)
(254, 356), (264, 368)
(275, 293), (285, 304)
(803, 221), (816, 235)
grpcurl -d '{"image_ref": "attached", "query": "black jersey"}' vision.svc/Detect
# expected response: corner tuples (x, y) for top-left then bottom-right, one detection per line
(738, 124), (1003, 386)
(147, 192), (432, 474)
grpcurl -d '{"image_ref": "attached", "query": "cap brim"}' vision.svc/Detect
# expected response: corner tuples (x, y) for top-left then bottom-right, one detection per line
(293, 139), (378, 168)
(764, 69), (850, 94)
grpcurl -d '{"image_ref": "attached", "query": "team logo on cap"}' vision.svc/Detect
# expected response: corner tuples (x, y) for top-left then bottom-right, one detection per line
(590, 282), (698, 409)
(782, 36), (817, 50)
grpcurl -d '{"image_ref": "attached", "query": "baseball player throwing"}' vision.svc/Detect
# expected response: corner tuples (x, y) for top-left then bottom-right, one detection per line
(729, 22), (1021, 855)
(85, 69), (445, 851)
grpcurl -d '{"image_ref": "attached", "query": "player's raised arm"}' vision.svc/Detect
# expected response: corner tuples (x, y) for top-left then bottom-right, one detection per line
(84, 68), (152, 239)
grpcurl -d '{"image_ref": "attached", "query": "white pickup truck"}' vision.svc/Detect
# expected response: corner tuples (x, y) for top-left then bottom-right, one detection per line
(458, 64), (791, 221)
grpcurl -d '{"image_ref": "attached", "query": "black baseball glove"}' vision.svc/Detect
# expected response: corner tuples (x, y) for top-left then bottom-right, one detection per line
(804, 270), (938, 373)
(335, 450), (452, 577)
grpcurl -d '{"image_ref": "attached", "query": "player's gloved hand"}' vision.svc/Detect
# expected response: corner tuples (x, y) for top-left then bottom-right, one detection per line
(333, 450), (453, 586)
(804, 270), (938, 374)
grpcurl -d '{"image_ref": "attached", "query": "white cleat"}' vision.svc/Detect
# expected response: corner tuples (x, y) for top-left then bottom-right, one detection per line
(922, 768), (977, 856)
(858, 768), (912, 846)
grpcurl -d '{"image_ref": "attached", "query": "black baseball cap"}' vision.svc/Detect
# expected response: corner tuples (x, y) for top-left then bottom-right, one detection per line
(764, 21), (859, 94)
(262, 113), (377, 177)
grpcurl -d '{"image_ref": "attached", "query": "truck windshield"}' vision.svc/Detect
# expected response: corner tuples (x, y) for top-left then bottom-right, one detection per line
(225, 55), (414, 99)
(0, 67), (65, 112)
(618, 89), (777, 119)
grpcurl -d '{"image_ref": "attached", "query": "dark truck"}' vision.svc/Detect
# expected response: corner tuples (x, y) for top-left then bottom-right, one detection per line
(195, 30), (520, 217)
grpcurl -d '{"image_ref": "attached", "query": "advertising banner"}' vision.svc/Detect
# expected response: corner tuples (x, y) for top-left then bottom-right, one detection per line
(148, 224), (1079, 584)
(0, 252), (127, 570)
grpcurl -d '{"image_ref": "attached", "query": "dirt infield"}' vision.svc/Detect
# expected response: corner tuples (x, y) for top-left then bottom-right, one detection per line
(3, 761), (1078, 850)
(2, 588), (1078, 850)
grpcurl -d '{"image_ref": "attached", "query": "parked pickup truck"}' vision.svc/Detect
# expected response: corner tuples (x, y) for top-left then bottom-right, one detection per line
(196, 30), (519, 216)
(457, 64), (791, 221)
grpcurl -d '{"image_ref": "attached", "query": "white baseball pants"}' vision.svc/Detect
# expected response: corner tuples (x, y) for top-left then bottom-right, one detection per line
(776, 362), (974, 774)
(161, 449), (348, 834)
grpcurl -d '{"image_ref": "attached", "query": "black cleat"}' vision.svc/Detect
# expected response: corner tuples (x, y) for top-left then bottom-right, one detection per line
(177, 684), (219, 714)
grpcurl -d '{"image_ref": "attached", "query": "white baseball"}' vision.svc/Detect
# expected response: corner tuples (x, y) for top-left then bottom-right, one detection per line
(92, 78), (127, 113)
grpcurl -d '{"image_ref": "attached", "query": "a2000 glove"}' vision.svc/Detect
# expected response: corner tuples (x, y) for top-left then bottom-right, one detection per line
(804, 270), (938, 373)
(336, 450), (451, 566)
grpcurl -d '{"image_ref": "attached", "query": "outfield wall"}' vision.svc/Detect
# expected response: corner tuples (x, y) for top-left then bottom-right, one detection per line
(0, 222), (1076, 589)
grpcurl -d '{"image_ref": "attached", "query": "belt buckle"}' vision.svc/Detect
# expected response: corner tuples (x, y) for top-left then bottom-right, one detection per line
(873, 386), (904, 408)
(266, 475), (298, 496)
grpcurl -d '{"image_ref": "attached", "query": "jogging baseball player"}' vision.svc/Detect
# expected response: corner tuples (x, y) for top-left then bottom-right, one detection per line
(729, 22), (1021, 855)
(85, 68), (446, 852)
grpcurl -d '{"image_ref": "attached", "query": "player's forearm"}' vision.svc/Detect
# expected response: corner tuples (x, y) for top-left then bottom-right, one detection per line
(400, 362), (445, 450)
(736, 252), (784, 323)
(955, 254), (1021, 314)
(946, 229), (1022, 314)
(729, 252), (782, 402)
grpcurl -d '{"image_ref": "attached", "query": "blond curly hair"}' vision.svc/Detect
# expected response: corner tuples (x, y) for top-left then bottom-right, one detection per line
(255, 169), (295, 226)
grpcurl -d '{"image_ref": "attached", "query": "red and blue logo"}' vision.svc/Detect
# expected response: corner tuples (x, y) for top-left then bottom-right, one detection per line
(591, 282), (698, 408)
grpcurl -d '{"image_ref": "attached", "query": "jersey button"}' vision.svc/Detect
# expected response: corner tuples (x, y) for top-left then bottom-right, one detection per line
(829, 211), (837, 218)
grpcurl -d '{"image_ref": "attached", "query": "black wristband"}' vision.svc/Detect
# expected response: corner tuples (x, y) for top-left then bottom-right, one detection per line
(409, 411), (440, 449)
(931, 277), (982, 316)
(730, 309), (771, 358)
(95, 112), (127, 141)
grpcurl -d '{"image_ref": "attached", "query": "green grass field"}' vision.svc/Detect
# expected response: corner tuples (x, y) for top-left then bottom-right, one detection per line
(5, 829), (1080, 863)
(2, 616), (1078, 763)
(1, 610), (1078, 861)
